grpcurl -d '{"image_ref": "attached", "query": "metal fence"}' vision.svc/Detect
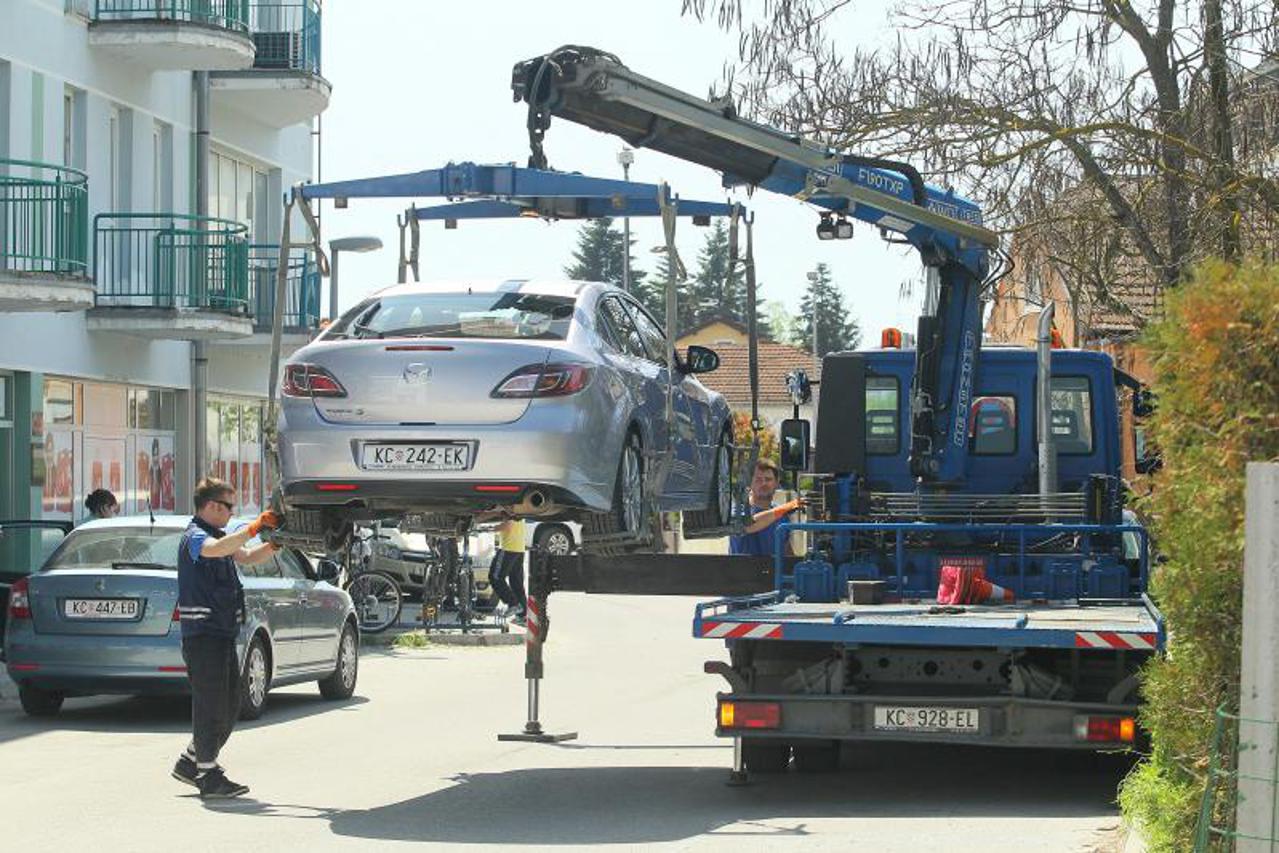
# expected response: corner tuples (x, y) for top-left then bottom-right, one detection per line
(94, 213), (249, 312)
(1195, 707), (1279, 851)
(249, 1), (321, 74)
(247, 244), (321, 330)
(93, 0), (251, 32)
(0, 158), (89, 276)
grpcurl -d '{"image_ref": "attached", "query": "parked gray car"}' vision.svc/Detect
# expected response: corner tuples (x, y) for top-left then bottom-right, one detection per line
(4, 515), (359, 719)
(277, 280), (734, 549)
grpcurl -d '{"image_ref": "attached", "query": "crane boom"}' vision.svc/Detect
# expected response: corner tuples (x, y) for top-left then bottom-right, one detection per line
(512, 46), (1002, 484)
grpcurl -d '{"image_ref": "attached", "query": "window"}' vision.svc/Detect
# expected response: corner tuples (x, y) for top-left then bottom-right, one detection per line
(210, 149), (266, 234)
(276, 550), (310, 581)
(970, 395), (1017, 455)
(623, 300), (668, 363)
(129, 388), (176, 431)
(597, 297), (647, 359)
(330, 292), (577, 341)
(866, 376), (900, 455)
(44, 378), (75, 425)
(1051, 376), (1094, 454)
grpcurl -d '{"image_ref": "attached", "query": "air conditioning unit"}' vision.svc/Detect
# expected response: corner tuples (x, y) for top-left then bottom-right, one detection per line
(252, 31), (302, 70)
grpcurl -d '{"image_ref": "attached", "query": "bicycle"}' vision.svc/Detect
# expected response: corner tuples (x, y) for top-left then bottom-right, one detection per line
(340, 527), (403, 633)
(418, 535), (478, 632)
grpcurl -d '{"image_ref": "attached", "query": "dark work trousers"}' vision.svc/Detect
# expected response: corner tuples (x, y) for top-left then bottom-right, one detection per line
(182, 634), (241, 766)
(488, 549), (528, 614)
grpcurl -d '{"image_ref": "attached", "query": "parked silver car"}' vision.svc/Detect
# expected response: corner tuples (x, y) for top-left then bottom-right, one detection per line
(277, 280), (734, 548)
(4, 516), (359, 719)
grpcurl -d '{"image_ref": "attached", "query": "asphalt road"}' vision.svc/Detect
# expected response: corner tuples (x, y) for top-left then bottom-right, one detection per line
(1, 594), (1130, 852)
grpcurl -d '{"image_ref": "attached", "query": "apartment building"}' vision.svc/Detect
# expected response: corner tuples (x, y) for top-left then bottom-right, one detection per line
(0, 0), (330, 523)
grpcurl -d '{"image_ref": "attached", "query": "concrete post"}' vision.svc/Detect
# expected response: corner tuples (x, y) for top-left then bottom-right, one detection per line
(1237, 462), (1279, 852)
(191, 71), (210, 483)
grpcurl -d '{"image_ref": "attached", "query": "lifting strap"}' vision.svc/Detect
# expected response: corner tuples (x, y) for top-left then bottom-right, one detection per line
(741, 214), (760, 516)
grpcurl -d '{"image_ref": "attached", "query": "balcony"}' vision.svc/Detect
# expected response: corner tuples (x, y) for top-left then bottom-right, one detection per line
(209, 1), (331, 127)
(87, 213), (254, 340)
(89, 1), (256, 71)
(0, 159), (94, 313)
(221, 244), (322, 348)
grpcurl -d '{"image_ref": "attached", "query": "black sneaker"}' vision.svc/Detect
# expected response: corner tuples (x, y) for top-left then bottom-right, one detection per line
(197, 768), (249, 799)
(172, 755), (199, 788)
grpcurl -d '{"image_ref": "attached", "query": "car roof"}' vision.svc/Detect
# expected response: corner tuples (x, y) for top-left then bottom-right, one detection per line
(367, 279), (606, 300)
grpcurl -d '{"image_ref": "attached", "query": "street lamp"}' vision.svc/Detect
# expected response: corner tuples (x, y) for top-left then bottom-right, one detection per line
(328, 236), (383, 321)
(618, 147), (635, 293)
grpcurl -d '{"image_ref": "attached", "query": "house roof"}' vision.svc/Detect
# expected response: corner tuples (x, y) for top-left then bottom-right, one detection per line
(698, 341), (823, 406)
(1080, 280), (1164, 337)
(680, 314), (750, 339)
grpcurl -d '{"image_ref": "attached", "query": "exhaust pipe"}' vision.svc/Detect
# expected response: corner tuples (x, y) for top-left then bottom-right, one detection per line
(1037, 304), (1057, 502)
(508, 489), (558, 518)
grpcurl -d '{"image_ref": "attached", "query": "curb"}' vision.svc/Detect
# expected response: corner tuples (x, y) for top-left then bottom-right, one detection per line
(1120, 821), (1150, 853)
(362, 627), (524, 648)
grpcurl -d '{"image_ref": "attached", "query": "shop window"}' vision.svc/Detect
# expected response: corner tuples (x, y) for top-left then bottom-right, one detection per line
(44, 378), (75, 425)
(130, 388), (176, 431)
(82, 382), (127, 429)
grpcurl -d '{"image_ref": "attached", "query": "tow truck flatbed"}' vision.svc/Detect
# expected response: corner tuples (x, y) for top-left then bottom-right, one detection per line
(694, 594), (1164, 651)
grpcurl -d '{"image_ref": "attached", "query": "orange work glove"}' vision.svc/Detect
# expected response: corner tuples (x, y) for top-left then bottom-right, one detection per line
(774, 498), (805, 518)
(247, 510), (283, 538)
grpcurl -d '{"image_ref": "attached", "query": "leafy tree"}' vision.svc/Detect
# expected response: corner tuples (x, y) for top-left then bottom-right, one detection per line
(792, 263), (860, 357)
(1116, 258), (1279, 850)
(563, 217), (647, 294)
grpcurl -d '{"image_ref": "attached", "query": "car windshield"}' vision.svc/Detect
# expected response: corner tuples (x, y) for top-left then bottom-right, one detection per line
(45, 528), (186, 571)
(327, 292), (576, 341)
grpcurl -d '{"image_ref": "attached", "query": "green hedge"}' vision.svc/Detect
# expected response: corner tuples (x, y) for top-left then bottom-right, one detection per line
(1119, 258), (1279, 850)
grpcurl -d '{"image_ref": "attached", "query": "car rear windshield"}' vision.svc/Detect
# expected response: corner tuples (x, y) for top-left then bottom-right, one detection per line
(45, 528), (185, 571)
(327, 292), (577, 341)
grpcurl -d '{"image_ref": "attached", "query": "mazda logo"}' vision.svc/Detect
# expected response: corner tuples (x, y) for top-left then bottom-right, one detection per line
(402, 363), (432, 383)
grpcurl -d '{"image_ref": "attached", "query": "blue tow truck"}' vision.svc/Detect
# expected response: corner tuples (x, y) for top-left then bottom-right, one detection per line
(508, 46), (1163, 773)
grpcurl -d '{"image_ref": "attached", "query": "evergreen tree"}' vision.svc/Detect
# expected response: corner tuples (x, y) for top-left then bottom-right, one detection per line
(792, 263), (861, 358)
(689, 220), (734, 329)
(563, 217), (647, 295)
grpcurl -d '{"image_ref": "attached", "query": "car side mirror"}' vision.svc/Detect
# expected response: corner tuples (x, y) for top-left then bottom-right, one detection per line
(779, 418), (811, 472)
(316, 558), (341, 583)
(683, 345), (719, 374)
(1132, 389), (1156, 418)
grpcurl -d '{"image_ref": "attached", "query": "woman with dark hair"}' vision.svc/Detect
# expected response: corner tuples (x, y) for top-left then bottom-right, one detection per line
(84, 488), (120, 520)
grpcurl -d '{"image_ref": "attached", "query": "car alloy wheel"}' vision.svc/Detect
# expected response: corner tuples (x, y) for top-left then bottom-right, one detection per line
(620, 440), (643, 535)
(246, 643), (268, 710)
(338, 631), (357, 690)
(539, 527), (573, 555)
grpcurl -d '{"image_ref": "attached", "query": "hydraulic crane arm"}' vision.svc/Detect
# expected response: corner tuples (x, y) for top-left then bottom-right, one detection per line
(511, 46), (1003, 484)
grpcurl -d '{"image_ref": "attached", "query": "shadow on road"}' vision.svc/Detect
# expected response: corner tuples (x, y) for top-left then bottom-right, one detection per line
(0, 691), (368, 745)
(211, 744), (1135, 846)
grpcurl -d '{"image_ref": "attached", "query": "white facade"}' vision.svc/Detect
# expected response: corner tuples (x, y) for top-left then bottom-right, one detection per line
(0, 0), (326, 522)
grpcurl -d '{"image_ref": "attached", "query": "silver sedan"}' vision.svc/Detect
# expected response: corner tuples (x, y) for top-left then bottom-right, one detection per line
(277, 280), (734, 546)
(4, 516), (359, 719)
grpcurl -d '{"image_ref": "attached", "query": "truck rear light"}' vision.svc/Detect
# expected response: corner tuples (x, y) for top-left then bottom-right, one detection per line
(1074, 715), (1135, 743)
(7, 577), (31, 620)
(492, 363), (593, 398)
(719, 700), (781, 730)
(282, 363), (347, 398)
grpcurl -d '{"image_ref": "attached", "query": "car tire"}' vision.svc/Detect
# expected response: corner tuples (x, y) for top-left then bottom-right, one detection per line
(239, 635), (270, 721)
(18, 684), (64, 717)
(318, 622), (359, 700)
(533, 523), (575, 556)
(684, 427), (733, 531)
(742, 738), (790, 773)
(583, 430), (644, 553)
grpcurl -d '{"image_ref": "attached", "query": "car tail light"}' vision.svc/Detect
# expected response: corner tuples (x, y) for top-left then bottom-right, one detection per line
(718, 700), (781, 730)
(172, 606), (181, 622)
(8, 577), (31, 620)
(282, 363), (347, 398)
(1074, 715), (1136, 743)
(492, 363), (593, 398)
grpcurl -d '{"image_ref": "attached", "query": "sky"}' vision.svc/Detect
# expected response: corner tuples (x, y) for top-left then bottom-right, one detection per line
(318, 0), (926, 340)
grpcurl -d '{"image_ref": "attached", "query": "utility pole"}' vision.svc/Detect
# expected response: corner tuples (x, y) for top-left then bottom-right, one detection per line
(618, 147), (634, 293)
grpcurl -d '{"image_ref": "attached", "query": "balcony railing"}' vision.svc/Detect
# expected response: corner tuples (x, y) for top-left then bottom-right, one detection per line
(94, 213), (249, 312)
(247, 244), (321, 331)
(93, 0), (251, 32)
(249, 1), (321, 74)
(0, 158), (89, 276)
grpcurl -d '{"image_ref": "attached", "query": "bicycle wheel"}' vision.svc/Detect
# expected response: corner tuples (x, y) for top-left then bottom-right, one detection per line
(347, 571), (403, 634)
(456, 562), (474, 630)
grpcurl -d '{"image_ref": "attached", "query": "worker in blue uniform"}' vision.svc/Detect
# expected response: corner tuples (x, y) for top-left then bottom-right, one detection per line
(730, 459), (803, 557)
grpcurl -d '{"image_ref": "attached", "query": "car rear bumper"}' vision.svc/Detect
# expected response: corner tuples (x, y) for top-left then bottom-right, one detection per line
(6, 630), (192, 695)
(279, 400), (614, 514)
